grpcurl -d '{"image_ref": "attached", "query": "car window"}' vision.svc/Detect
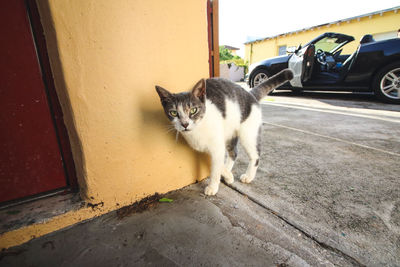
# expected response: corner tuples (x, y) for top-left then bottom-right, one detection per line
(314, 37), (346, 53)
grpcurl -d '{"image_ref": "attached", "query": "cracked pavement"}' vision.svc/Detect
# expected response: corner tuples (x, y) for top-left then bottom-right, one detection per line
(1, 92), (400, 266)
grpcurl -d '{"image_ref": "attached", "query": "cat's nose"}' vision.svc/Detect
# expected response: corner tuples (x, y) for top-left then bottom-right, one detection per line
(181, 122), (189, 129)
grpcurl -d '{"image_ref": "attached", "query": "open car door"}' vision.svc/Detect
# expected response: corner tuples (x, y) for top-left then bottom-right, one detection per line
(288, 44), (315, 88)
(301, 44), (315, 83)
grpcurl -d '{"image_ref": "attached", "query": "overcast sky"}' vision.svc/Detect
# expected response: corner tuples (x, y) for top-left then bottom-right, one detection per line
(219, 0), (400, 57)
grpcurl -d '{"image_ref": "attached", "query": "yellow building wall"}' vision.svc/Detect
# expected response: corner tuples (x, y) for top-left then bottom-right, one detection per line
(1, 0), (210, 249)
(245, 9), (400, 65)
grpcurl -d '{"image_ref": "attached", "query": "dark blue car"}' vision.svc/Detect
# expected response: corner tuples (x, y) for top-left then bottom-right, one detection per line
(248, 32), (400, 103)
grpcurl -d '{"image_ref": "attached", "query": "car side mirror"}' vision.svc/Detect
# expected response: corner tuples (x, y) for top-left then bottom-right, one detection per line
(294, 44), (302, 54)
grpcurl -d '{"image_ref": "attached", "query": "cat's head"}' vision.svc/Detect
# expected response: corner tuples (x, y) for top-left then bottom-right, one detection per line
(155, 79), (206, 132)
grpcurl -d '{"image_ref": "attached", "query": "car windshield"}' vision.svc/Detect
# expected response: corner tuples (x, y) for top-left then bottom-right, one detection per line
(314, 36), (348, 53)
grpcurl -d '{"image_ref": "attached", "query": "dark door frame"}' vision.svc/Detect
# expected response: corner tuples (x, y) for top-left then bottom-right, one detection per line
(0, 0), (80, 206)
(207, 0), (219, 77)
(25, 0), (78, 190)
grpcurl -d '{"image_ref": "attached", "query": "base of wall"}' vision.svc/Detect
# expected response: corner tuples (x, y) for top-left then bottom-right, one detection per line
(0, 192), (154, 249)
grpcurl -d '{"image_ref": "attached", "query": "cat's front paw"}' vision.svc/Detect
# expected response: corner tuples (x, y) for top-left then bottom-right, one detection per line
(222, 168), (234, 184)
(240, 174), (254, 184)
(204, 183), (219, 196)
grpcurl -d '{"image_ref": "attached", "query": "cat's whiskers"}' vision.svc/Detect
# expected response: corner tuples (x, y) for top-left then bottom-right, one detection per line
(162, 125), (179, 142)
(163, 125), (176, 134)
(165, 127), (176, 134)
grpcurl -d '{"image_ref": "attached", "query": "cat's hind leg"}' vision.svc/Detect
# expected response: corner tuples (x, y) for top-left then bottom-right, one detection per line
(222, 137), (238, 184)
(239, 119), (261, 184)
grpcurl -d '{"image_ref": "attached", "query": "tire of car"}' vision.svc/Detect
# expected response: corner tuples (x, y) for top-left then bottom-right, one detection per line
(372, 61), (400, 104)
(250, 69), (269, 88)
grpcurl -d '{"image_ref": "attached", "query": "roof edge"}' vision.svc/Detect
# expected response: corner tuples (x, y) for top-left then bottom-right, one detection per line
(244, 5), (400, 45)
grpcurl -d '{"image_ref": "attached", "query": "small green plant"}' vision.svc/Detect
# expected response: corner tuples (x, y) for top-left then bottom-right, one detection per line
(219, 46), (249, 73)
(220, 58), (249, 74)
(219, 46), (235, 61)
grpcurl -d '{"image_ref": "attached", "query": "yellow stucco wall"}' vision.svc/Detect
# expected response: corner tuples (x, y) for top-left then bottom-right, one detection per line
(245, 9), (400, 65)
(1, 0), (210, 249)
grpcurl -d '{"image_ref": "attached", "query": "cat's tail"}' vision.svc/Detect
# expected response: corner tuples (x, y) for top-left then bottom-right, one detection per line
(250, 69), (294, 101)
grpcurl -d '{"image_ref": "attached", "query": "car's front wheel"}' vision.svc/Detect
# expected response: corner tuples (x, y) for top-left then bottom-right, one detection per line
(373, 62), (400, 104)
(251, 69), (269, 88)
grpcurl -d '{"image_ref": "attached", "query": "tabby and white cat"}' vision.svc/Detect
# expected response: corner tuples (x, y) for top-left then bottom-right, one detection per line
(155, 69), (293, 195)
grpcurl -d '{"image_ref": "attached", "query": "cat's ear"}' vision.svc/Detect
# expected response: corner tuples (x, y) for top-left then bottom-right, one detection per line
(155, 85), (172, 102)
(191, 79), (206, 102)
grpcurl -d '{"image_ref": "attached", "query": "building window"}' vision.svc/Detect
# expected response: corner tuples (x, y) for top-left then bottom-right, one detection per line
(278, 45), (287, 56)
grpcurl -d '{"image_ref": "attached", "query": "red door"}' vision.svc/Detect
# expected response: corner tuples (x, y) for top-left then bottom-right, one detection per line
(0, 0), (69, 203)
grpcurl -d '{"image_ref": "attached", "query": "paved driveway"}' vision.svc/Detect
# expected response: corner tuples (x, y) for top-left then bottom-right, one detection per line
(230, 91), (400, 266)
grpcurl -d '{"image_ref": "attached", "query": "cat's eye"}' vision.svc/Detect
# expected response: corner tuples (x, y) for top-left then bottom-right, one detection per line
(169, 110), (178, 117)
(190, 107), (198, 115)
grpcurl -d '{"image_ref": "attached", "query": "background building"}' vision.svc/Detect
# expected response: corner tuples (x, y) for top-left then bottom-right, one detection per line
(221, 45), (240, 56)
(244, 6), (400, 65)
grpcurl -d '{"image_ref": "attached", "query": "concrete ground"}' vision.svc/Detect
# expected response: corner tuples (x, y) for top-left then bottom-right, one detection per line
(236, 90), (400, 266)
(1, 91), (400, 266)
